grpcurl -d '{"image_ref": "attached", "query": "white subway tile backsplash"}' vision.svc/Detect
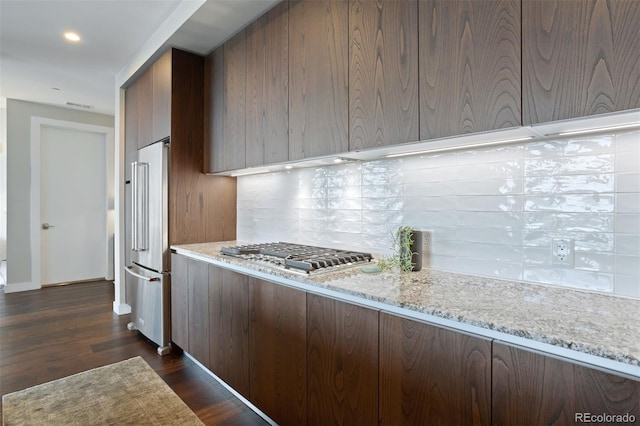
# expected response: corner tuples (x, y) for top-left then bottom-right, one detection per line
(615, 234), (640, 256)
(525, 194), (614, 213)
(524, 136), (614, 158)
(525, 174), (614, 194)
(237, 130), (640, 298)
(615, 214), (640, 235)
(615, 255), (640, 276)
(525, 154), (614, 177)
(455, 195), (524, 212)
(524, 212), (614, 233)
(615, 193), (640, 214)
(615, 173), (640, 193)
(614, 274), (640, 298)
(615, 131), (640, 153)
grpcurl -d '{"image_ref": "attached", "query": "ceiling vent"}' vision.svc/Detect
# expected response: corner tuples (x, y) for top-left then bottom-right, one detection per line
(66, 101), (94, 110)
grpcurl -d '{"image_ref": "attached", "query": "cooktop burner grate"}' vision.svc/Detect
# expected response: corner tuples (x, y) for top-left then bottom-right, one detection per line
(221, 242), (373, 274)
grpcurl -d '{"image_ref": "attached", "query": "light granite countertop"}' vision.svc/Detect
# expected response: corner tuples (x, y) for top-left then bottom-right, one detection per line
(172, 241), (640, 377)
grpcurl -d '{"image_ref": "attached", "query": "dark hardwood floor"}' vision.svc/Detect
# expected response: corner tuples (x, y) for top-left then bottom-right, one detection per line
(0, 280), (268, 425)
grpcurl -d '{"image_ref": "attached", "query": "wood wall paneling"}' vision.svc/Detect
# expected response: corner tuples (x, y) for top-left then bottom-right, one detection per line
(209, 266), (250, 397)
(349, 0), (419, 150)
(249, 278), (307, 425)
(289, 0), (349, 161)
(492, 342), (640, 425)
(245, 1), (289, 167)
(306, 294), (378, 426)
(419, 0), (521, 140)
(522, 0), (640, 124)
(379, 312), (491, 425)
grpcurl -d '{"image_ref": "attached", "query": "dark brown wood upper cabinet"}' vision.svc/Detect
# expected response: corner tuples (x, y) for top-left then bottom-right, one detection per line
(289, 0), (349, 161)
(152, 50), (172, 143)
(523, 0), (640, 125)
(136, 66), (153, 149)
(379, 312), (491, 426)
(349, 0), (419, 150)
(492, 341), (640, 425)
(418, 0), (521, 140)
(245, 2), (289, 168)
(206, 31), (248, 173)
(224, 30), (248, 171)
(124, 82), (138, 181)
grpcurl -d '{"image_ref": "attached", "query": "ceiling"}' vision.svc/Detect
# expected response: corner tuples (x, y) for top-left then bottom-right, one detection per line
(0, 0), (278, 116)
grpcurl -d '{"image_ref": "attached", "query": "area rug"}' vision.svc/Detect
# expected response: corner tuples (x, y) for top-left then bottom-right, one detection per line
(2, 356), (204, 426)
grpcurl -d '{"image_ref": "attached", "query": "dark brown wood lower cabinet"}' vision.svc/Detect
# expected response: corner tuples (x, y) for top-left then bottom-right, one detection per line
(170, 253), (188, 351)
(307, 294), (378, 426)
(209, 265), (250, 397)
(492, 342), (640, 425)
(249, 279), (307, 425)
(187, 258), (209, 366)
(379, 312), (491, 425)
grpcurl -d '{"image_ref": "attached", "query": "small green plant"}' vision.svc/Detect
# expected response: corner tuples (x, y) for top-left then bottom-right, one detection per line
(378, 226), (416, 273)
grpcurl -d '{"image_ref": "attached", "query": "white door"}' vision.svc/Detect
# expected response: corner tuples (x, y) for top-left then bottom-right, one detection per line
(40, 126), (107, 285)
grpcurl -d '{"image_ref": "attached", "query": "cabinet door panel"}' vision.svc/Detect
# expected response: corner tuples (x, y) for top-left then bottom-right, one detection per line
(289, 0), (349, 160)
(188, 258), (209, 366)
(307, 294), (378, 426)
(419, 0), (521, 139)
(349, 0), (419, 150)
(523, 0), (640, 124)
(170, 253), (188, 350)
(379, 313), (491, 425)
(152, 49), (172, 143)
(223, 30), (247, 171)
(206, 47), (225, 173)
(124, 84), (138, 182)
(246, 1), (289, 167)
(209, 265), (250, 397)
(136, 67), (153, 149)
(249, 279), (306, 425)
(492, 342), (640, 425)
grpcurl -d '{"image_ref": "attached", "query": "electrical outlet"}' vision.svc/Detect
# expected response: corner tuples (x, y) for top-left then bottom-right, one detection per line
(552, 238), (574, 266)
(418, 229), (432, 255)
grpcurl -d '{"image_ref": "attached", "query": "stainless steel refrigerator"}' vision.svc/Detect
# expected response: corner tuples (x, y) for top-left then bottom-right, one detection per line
(125, 139), (171, 355)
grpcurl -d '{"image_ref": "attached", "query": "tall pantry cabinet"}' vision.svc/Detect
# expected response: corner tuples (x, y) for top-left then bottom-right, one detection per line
(124, 48), (237, 247)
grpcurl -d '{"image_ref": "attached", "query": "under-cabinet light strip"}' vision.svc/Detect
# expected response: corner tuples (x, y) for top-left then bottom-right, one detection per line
(384, 136), (535, 158)
(556, 122), (640, 136)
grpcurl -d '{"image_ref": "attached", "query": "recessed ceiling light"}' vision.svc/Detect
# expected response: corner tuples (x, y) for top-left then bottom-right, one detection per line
(64, 32), (81, 42)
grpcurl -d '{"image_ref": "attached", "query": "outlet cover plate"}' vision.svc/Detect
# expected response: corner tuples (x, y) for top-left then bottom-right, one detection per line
(552, 238), (574, 267)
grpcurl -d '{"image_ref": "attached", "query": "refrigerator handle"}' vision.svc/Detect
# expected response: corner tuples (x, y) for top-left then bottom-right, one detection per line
(124, 266), (160, 282)
(131, 161), (149, 252)
(131, 161), (138, 251)
(139, 162), (148, 251)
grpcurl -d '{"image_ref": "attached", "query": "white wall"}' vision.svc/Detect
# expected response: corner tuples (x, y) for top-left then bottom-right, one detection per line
(0, 98), (7, 261)
(6, 99), (114, 288)
(238, 130), (640, 298)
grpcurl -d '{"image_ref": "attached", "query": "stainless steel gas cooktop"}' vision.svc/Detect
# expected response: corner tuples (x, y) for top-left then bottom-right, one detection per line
(221, 242), (373, 275)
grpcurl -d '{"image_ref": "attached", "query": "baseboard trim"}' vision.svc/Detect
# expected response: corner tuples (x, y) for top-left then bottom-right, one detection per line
(3, 282), (41, 293)
(113, 302), (131, 315)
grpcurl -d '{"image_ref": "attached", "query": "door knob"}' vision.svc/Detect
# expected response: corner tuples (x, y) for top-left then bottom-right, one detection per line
(42, 223), (55, 230)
